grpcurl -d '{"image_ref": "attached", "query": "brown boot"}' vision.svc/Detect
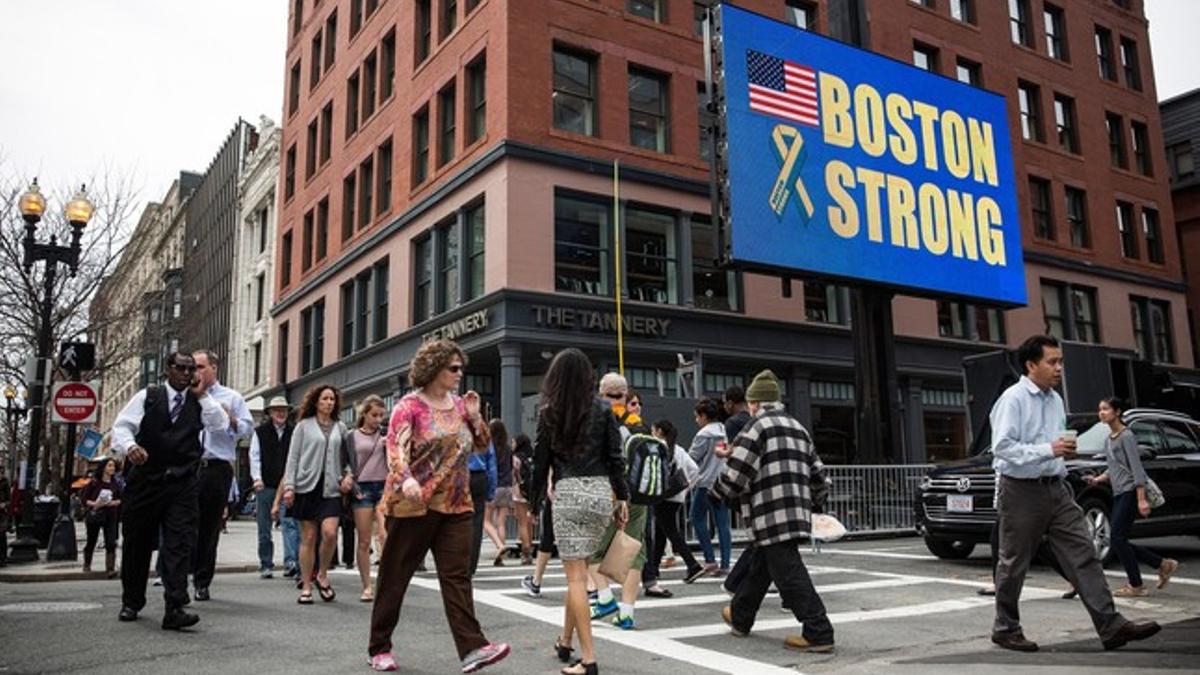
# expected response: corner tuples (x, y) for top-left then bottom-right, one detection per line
(105, 550), (118, 579)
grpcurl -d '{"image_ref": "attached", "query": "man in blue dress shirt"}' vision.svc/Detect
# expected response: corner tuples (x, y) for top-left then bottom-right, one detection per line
(990, 335), (1159, 652)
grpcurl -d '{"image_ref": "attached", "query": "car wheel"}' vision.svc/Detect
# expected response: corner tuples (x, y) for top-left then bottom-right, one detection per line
(924, 537), (976, 560)
(1080, 498), (1113, 564)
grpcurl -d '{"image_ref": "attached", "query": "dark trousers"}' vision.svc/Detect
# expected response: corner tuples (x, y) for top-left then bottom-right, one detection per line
(193, 460), (233, 589)
(646, 501), (700, 582)
(121, 473), (199, 613)
(369, 512), (489, 659)
(468, 471), (488, 576)
(84, 517), (119, 566)
(729, 540), (834, 645)
(989, 521), (1069, 583)
(341, 504), (356, 566)
(536, 501), (555, 553)
(726, 543), (757, 592)
(994, 476), (1126, 641)
(1111, 491), (1162, 587)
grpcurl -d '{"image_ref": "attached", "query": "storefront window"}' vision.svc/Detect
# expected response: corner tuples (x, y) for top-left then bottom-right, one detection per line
(555, 194), (610, 297)
(924, 412), (967, 462)
(691, 216), (738, 311)
(805, 282), (847, 325)
(811, 405), (855, 465)
(625, 206), (678, 304)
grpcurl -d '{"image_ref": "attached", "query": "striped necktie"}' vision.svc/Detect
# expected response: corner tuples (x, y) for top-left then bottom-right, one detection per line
(169, 393), (184, 423)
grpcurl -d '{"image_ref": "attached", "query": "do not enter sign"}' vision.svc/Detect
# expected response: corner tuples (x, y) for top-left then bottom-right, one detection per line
(51, 381), (99, 424)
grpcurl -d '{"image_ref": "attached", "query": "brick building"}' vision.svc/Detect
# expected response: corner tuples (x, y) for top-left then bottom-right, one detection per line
(1161, 87), (1200, 369)
(271, 0), (1194, 464)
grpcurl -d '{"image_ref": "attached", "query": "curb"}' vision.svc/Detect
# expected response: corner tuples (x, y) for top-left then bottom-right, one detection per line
(0, 563), (260, 584)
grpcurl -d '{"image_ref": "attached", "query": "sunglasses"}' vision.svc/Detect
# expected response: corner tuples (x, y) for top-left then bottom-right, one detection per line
(604, 392), (624, 400)
(629, 401), (642, 407)
(446, 365), (463, 374)
(170, 364), (197, 373)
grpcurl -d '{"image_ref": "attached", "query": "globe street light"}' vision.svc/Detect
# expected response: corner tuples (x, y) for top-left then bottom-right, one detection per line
(8, 180), (91, 564)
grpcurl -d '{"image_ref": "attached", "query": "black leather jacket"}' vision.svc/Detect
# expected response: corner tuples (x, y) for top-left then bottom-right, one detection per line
(531, 398), (629, 509)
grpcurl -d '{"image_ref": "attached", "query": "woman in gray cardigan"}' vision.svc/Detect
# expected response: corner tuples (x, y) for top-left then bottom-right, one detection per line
(1086, 397), (1178, 596)
(282, 384), (353, 604)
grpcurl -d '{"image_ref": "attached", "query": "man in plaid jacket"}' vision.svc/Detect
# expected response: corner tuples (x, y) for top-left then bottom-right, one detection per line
(712, 369), (835, 653)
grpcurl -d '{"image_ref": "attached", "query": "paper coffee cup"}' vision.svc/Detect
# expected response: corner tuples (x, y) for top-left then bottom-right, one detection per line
(1059, 430), (1078, 441)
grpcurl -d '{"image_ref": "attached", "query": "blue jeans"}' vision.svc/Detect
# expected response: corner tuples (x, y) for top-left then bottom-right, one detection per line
(255, 486), (277, 570)
(280, 503), (299, 571)
(1111, 490), (1163, 588)
(691, 487), (732, 568)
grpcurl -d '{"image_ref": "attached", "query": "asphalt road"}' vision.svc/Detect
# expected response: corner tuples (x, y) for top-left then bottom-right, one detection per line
(2, 534), (1198, 674)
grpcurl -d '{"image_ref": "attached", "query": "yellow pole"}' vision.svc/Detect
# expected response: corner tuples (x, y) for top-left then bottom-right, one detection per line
(613, 159), (625, 376)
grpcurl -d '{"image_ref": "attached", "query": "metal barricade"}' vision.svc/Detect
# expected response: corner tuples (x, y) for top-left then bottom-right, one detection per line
(823, 464), (934, 535)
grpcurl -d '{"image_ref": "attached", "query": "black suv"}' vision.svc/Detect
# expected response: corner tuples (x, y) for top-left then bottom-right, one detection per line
(914, 408), (1200, 562)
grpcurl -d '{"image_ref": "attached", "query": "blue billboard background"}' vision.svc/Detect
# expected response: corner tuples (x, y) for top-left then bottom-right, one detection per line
(718, 4), (1026, 305)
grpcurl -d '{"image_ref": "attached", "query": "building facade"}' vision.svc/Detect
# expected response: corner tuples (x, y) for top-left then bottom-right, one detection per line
(183, 120), (256, 367)
(228, 116), (283, 404)
(270, 0), (1194, 464)
(1161, 87), (1200, 368)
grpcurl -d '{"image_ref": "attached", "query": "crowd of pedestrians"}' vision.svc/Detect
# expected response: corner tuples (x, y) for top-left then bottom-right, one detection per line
(71, 333), (1179, 671)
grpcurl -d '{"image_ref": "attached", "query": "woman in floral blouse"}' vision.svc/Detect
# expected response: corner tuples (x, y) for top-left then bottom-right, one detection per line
(367, 339), (511, 674)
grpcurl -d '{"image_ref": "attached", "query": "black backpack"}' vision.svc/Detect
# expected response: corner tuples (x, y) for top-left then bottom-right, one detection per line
(624, 433), (673, 505)
(514, 445), (535, 502)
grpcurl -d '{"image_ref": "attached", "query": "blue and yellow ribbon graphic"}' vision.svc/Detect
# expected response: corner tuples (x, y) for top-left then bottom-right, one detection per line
(768, 124), (815, 222)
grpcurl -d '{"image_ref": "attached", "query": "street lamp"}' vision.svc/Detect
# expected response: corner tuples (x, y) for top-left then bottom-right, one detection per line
(8, 180), (91, 564)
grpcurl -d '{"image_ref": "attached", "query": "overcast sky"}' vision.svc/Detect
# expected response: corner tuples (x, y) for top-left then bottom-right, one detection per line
(1, 1), (1198, 205)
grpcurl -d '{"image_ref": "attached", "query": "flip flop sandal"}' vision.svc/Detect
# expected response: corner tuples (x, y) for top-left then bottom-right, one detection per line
(360, 589), (375, 603)
(317, 580), (336, 602)
(297, 591), (314, 605)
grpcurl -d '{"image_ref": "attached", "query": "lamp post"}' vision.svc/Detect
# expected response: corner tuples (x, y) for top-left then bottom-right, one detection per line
(7, 180), (91, 564)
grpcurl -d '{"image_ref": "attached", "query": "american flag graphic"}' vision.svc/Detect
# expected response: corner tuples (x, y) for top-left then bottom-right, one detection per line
(747, 50), (819, 126)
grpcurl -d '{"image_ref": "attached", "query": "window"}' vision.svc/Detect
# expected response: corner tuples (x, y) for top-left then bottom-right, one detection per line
(281, 231), (293, 286)
(912, 43), (937, 73)
(691, 215), (738, 311)
(302, 209), (314, 271)
(1009, 0), (1032, 47)
(284, 143), (297, 200)
(1170, 142), (1194, 181)
(257, 207), (269, 253)
(1029, 176), (1054, 240)
(467, 54), (486, 144)
(1106, 112), (1126, 169)
(354, 273), (370, 351)
(366, 0), (379, 17)
(278, 321), (289, 382)
(467, 0), (481, 12)
(416, 0), (432, 64)
(937, 301), (970, 339)
(1142, 207), (1162, 264)
(413, 106), (430, 185)
(1131, 296), (1174, 363)
(310, 30), (323, 90)
(358, 156), (374, 229)
(628, 0), (663, 22)
(465, 203), (485, 301)
(976, 306), (1005, 343)
(786, 0), (816, 29)
(1044, 4), (1068, 61)
(950, 0), (975, 25)
(628, 68), (668, 152)
(289, 61), (301, 117)
(292, 0), (303, 38)
(625, 206), (678, 304)
(438, 83), (456, 166)
(316, 197), (329, 261)
(380, 29), (396, 101)
(1116, 201), (1137, 258)
(553, 48), (596, 136)
(252, 342), (262, 385)
(956, 58), (981, 87)
(300, 299), (325, 374)
(1017, 82), (1042, 142)
(1130, 121), (1151, 176)
(910, 0), (933, 7)
(342, 172), (356, 241)
(350, 0), (363, 37)
(305, 118), (318, 178)
(255, 273), (265, 320)
(324, 10), (337, 72)
(362, 51), (378, 120)
(376, 139), (392, 216)
(319, 102), (333, 165)
(698, 81), (712, 162)
(805, 282), (848, 325)
(340, 281), (355, 357)
(1120, 37), (1141, 91)
(441, 0), (457, 39)
(555, 193), (610, 296)
(373, 258), (389, 341)
(438, 218), (460, 311)
(346, 70), (360, 137)
(1041, 281), (1099, 343)
(1065, 186), (1090, 248)
(1053, 94), (1078, 153)
(414, 237), (434, 322)
(1096, 26), (1116, 81)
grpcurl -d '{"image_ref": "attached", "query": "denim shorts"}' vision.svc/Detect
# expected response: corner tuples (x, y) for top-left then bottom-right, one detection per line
(351, 480), (386, 509)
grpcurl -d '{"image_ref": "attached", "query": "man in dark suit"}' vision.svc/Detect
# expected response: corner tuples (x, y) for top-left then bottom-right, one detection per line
(110, 352), (230, 630)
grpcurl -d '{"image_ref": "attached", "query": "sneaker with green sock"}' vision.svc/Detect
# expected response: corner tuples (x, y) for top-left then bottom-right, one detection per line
(612, 613), (635, 630)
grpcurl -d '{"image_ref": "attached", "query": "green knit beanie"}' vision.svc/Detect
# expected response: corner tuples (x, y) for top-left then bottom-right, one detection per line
(746, 369), (781, 403)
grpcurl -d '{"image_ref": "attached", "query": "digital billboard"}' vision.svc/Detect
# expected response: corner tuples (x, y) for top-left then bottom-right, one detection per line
(713, 4), (1026, 305)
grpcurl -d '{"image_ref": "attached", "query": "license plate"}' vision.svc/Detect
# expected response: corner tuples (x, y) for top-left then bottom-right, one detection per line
(946, 495), (974, 513)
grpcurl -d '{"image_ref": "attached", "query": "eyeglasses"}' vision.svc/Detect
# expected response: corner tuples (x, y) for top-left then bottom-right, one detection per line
(604, 392), (624, 400)
(628, 400), (642, 407)
(170, 364), (196, 373)
(446, 365), (463, 374)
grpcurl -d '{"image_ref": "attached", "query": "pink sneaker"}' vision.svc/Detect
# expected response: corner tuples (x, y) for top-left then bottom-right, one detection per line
(461, 642), (511, 673)
(368, 653), (398, 671)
